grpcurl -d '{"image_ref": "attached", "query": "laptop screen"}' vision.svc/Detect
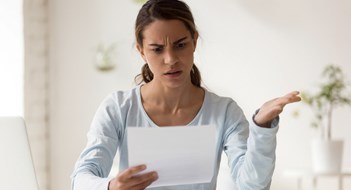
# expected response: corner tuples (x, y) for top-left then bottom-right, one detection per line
(0, 117), (39, 190)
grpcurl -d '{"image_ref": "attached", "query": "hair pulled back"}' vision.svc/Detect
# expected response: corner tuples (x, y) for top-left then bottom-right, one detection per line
(134, 0), (201, 87)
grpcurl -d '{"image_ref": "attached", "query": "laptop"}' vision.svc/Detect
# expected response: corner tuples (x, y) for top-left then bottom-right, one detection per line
(0, 117), (39, 190)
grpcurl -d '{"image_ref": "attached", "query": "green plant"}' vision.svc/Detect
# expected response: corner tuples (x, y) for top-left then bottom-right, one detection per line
(95, 43), (117, 71)
(301, 64), (351, 140)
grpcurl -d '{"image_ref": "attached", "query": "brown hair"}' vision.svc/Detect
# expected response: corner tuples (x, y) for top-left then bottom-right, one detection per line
(134, 0), (202, 87)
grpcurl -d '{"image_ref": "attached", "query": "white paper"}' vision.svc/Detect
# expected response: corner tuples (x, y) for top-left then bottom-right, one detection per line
(127, 126), (216, 188)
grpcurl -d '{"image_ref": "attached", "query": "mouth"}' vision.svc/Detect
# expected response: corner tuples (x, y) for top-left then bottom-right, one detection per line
(164, 70), (182, 77)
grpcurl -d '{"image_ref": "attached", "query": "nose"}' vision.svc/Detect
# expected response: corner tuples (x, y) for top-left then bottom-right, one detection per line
(164, 49), (178, 66)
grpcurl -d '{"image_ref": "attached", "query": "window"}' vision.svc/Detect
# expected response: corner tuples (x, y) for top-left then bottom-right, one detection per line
(0, 0), (23, 116)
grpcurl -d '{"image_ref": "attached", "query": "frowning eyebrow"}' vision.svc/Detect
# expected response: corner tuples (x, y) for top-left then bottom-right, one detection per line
(148, 36), (188, 47)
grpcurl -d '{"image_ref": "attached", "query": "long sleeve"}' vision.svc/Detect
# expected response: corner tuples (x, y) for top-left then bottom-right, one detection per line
(71, 86), (280, 190)
(223, 101), (278, 190)
(71, 94), (123, 190)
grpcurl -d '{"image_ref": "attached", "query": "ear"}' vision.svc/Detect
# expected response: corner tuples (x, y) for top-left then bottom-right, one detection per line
(136, 44), (147, 62)
(193, 32), (199, 50)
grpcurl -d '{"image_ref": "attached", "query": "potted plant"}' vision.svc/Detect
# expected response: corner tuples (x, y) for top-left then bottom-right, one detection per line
(301, 64), (351, 173)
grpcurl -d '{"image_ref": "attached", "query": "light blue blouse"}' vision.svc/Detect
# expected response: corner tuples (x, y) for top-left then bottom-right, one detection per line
(71, 85), (279, 190)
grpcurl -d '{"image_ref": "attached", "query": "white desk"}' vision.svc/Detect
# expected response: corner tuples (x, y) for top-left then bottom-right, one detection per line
(284, 169), (351, 190)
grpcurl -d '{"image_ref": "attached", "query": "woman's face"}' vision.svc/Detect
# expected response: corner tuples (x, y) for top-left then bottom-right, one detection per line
(137, 19), (198, 88)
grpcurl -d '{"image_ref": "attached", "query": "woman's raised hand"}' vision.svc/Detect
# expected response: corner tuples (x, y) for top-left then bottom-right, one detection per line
(108, 165), (158, 190)
(254, 91), (301, 128)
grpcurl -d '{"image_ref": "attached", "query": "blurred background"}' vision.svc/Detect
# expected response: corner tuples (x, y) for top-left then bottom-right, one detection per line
(1, 0), (351, 190)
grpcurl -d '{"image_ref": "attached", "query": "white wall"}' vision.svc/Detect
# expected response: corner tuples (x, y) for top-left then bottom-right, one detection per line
(0, 0), (23, 116)
(49, 0), (351, 190)
(49, 1), (142, 189)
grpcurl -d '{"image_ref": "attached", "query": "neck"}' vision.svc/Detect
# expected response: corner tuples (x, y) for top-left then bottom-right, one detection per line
(141, 81), (201, 113)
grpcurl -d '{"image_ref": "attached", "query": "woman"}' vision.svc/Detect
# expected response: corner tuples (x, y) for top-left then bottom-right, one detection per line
(71, 0), (301, 190)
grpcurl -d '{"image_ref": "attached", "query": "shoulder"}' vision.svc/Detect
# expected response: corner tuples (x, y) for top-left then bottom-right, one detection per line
(105, 86), (139, 105)
(95, 86), (140, 116)
(202, 89), (247, 127)
(92, 86), (141, 126)
(203, 89), (245, 118)
(205, 89), (240, 108)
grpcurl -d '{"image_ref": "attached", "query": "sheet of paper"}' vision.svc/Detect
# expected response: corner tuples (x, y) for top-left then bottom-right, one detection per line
(127, 126), (216, 188)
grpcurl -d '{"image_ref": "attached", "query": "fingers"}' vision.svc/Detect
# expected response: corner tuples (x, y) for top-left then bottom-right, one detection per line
(118, 165), (146, 182)
(286, 91), (299, 96)
(132, 177), (157, 190)
(129, 172), (158, 188)
(110, 165), (158, 190)
(285, 91), (301, 100)
(254, 91), (302, 127)
(277, 91), (301, 106)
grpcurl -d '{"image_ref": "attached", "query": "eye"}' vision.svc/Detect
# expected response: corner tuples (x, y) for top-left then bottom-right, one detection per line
(175, 42), (186, 49)
(152, 47), (163, 54)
